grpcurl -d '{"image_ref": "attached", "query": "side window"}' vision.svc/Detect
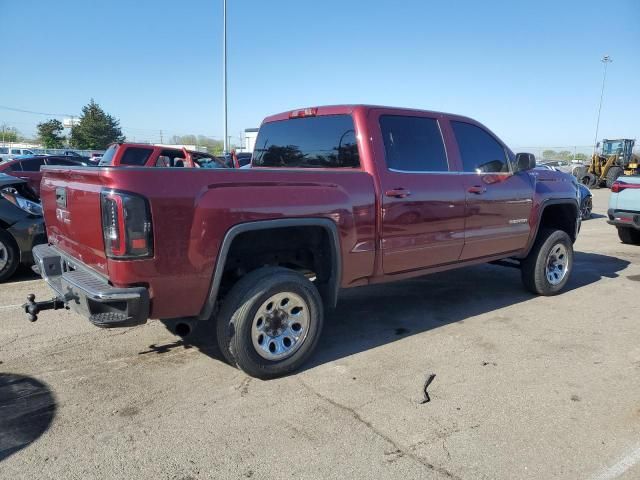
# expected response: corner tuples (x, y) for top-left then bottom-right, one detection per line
(5, 162), (22, 172)
(157, 149), (185, 167)
(20, 158), (46, 171)
(451, 121), (509, 173)
(0, 148), (8, 154)
(46, 158), (77, 166)
(379, 116), (448, 172)
(120, 147), (153, 166)
(11, 149), (21, 155)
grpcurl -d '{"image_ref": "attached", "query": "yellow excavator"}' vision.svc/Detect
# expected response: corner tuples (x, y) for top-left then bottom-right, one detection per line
(575, 139), (639, 188)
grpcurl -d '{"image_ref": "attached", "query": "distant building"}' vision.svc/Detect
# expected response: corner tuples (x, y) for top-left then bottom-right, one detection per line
(243, 128), (259, 153)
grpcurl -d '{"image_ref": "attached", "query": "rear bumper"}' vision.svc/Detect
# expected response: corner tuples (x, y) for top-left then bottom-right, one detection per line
(607, 209), (640, 230)
(32, 244), (149, 327)
(7, 216), (46, 265)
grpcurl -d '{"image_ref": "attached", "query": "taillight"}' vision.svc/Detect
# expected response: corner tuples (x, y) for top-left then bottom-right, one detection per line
(100, 190), (153, 259)
(611, 181), (640, 193)
(289, 107), (318, 119)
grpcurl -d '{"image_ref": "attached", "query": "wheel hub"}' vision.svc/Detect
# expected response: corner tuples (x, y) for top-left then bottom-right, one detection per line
(545, 243), (569, 286)
(251, 292), (310, 361)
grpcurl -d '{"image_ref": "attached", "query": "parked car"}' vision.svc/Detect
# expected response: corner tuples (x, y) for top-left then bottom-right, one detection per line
(0, 156), (89, 196)
(578, 183), (592, 220)
(608, 176), (640, 244)
(0, 174), (45, 282)
(99, 143), (229, 168)
(27, 105), (581, 379)
(0, 147), (36, 163)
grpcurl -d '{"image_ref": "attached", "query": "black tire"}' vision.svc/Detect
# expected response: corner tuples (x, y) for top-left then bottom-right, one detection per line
(0, 228), (20, 283)
(581, 197), (592, 220)
(605, 166), (623, 189)
(216, 266), (324, 379)
(573, 166), (586, 180)
(521, 229), (573, 295)
(617, 227), (640, 245)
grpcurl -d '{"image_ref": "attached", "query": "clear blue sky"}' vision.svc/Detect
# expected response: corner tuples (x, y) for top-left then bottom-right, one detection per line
(2, 0), (639, 147)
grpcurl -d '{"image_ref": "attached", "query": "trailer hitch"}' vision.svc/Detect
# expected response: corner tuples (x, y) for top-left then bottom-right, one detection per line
(23, 294), (68, 322)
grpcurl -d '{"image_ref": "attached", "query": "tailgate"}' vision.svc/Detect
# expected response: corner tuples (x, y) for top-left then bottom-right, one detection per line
(40, 167), (110, 276)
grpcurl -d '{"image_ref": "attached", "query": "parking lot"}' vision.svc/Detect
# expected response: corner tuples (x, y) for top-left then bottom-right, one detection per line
(1, 188), (639, 480)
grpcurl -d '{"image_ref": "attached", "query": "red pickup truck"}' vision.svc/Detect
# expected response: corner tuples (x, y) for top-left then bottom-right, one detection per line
(27, 105), (580, 379)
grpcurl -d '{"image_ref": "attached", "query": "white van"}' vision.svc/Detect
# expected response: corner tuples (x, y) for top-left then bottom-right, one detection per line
(0, 147), (36, 163)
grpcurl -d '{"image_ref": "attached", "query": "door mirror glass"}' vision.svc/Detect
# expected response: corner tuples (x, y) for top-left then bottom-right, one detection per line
(515, 152), (536, 172)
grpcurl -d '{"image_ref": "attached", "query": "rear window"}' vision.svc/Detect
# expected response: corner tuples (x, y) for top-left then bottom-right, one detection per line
(99, 145), (119, 166)
(120, 147), (153, 166)
(252, 115), (359, 168)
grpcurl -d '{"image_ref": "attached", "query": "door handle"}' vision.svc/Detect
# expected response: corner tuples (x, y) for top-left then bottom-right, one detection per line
(468, 185), (487, 195)
(385, 188), (411, 198)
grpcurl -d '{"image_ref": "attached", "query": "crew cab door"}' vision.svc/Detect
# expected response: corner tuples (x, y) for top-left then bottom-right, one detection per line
(371, 111), (466, 274)
(447, 120), (534, 260)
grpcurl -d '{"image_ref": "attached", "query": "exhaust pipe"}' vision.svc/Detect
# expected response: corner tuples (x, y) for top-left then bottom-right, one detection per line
(174, 322), (192, 337)
(162, 319), (196, 338)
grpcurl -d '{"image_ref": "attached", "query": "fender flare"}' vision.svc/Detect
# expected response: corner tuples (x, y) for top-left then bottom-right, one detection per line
(522, 198), (580, 257)
(197, 218), (342, 320)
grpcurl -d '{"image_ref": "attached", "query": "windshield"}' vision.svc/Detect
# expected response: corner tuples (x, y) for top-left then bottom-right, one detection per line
(603, 141), (623, 155)
(98, 145), (118, 166)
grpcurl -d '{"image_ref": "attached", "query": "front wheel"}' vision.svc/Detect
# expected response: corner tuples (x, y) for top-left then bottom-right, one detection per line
(0, 229), (20, 283)
(521, 229), (573, 295)
(216, 267), (324, 379)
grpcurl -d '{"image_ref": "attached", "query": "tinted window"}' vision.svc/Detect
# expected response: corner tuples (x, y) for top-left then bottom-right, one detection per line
(451, 121), (509, 173)
(120, 147), (153, 166)
(4, 162), (21, 172)
(46, 158), (79, 166)
(99, 145), (118, 166)
(379, 116), (448, 172)
(155, 149), (185, 167)
(20, 158), (46, 171)
(0, 148), (8, 154)
(11, 149), (21, 154)
(253, 115), (359, 168)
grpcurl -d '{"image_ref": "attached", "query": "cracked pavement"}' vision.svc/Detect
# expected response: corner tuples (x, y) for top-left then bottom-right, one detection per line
(1, 189), (640, 479)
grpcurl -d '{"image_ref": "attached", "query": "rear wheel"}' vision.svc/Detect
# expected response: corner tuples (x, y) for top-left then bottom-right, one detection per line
(216, 266), (323, 379)
(521, 229), (573, 295)
(617, 227), (640, 245)
(0, 229), (20, 283)
(605, 166), (624, 189)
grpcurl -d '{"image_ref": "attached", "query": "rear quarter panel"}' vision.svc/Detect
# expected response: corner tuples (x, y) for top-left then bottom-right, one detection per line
(49, 167), (377, 319)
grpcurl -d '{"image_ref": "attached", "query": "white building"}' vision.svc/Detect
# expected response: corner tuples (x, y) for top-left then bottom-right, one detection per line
(242, 128), (259, 153)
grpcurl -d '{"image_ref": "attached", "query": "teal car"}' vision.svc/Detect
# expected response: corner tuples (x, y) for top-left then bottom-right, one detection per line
(608, 176), (640, 244)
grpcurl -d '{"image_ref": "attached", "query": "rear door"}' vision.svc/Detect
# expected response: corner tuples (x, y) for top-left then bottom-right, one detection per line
(371, 111), (466, 274)
(447, 120), (534, 260)
(15, 157), (46, 195)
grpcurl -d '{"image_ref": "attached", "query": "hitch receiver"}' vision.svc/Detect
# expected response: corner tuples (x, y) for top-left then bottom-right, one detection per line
(24, 294), (68, 322)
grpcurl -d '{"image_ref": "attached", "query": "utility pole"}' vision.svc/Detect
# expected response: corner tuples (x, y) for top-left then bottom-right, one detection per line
(160, 130), (163, 143)
(223, 0), (228, 155)
(593, 55), (612, 153)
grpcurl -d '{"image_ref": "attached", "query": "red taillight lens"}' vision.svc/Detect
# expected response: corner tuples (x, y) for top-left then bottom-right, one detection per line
(101, 190), (153, 259)
(289, 107), (318, 119)
(611, 181), (640, 193)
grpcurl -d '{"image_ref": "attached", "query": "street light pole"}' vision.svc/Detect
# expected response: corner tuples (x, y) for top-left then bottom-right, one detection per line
(222, 0), (228, 155)
(593, 55), (612, 153)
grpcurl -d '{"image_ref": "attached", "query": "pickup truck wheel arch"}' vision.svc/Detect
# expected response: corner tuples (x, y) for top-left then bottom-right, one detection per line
(522, 199), (580, 258)
(198, 218), (342, 321)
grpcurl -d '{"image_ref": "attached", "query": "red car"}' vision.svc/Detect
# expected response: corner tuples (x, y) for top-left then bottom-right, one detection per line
(99, 143), (228, 169)
(0, 156), (88, 196)
(28, 105), (580, 378)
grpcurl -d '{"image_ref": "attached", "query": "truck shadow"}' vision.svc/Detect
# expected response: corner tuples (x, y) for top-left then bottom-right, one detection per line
(154, 251), (629, 373)
(0, 373), (56, 462)
(303, 250), (629, 370)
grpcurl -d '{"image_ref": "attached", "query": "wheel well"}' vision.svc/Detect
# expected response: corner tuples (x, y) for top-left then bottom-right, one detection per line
(538, 203), (578, 241)
(217, 225), (338, 310)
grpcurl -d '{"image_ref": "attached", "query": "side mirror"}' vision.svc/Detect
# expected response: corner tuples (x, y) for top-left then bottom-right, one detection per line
(515, 152), (536, 172)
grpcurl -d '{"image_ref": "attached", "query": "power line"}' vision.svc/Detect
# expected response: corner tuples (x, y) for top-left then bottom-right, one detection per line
(0, 104), (76, 117)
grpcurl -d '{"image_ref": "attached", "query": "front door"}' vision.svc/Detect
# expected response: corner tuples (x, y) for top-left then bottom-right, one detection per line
(371, 112), (466, 274)
(448, 120), (534, 260)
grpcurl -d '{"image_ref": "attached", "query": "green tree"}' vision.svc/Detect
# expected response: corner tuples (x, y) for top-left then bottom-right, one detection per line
(170, 134), (225, 155)
(574, 153), (588, 162)
(70, 99), (125, 149)
(1, 125), (20, 143)
(542, 149), (557, 160)
(37, 119), (66, 148)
